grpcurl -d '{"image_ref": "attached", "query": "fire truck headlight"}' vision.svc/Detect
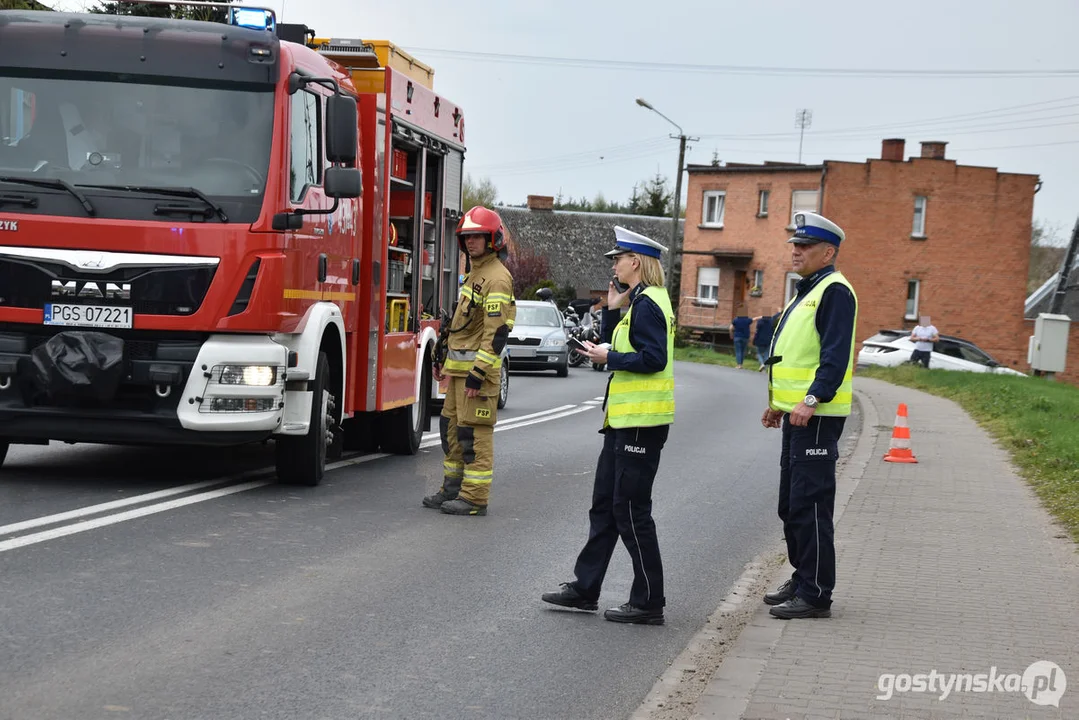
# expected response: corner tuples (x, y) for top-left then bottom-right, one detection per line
(215, 365), (280, 386)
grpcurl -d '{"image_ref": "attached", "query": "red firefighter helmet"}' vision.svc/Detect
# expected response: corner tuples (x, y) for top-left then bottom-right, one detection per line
(456, 206), (506, 254)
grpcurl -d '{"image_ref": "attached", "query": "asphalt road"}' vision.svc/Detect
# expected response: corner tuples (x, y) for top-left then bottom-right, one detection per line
(0, 362), (804, 720)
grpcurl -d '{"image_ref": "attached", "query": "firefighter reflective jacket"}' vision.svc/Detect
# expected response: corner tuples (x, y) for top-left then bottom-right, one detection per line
(443, 251), (516, 384)
(769, 272), (858, 416)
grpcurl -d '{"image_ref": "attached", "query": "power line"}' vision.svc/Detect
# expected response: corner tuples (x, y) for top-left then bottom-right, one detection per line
(404, 47), (1079, 79)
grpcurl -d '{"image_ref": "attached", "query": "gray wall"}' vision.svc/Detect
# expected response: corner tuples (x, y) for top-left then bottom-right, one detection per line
(500, 207), (684, 297)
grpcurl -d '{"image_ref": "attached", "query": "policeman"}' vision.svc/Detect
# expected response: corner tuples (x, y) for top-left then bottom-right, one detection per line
(423, 206), (516, 516)
(760, 212), (858, 619)
(541, 227), (675, 625)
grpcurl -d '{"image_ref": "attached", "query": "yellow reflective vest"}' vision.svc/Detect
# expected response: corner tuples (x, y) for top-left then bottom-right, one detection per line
(769, 271), (858, 416)
(607, 286), (675, 429)
(443, 252), (516, 378)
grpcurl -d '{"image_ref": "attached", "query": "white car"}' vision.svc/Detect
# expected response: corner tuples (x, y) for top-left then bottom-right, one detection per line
(857, 330), (1027, 376)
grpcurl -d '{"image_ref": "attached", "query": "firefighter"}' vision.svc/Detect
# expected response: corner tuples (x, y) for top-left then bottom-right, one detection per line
(760, 211), (858, 619)
(541, 227), (675, 625)
(423, 206), (516, 516)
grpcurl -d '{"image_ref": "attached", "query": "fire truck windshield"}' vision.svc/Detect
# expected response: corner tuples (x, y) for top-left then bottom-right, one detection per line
(0, 74), (273, 220)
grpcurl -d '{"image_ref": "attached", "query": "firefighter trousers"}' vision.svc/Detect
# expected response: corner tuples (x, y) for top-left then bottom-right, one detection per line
(439, 375), (499, 506)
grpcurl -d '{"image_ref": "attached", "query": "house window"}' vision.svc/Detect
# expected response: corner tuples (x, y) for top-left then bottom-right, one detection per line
(697, 267), (719, 305)
(905, 280), (920, 320)
(789, 189), (819, 228)
(912, 195), (927, 237)
(290, 89), (323, 202)
(751, 269), (764, 292)
(702, 191), (726, 227)
(758, 190), (769, 217)
(784, 272), (801, 305)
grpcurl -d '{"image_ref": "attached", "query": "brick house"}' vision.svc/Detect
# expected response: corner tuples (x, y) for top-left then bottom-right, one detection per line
(681, 139), (1040, 371)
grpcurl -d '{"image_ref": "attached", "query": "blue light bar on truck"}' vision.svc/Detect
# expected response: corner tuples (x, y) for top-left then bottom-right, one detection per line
(230, 7), (276, 32)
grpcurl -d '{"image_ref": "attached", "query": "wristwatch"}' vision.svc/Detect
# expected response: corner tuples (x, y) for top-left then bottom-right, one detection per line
(803, 394), (819, 408)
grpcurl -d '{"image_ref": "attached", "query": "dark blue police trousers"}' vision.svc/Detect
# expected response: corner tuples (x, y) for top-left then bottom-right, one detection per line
(572, 424), (669, 610)
(779, 414), (846, 608)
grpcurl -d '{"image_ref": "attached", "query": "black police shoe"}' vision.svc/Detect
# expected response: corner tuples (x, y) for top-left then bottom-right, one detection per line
(603, 603), (664, 625)
(541, 583), (598, 611)
(763, 578), (797, 606)
(768, 596), (831, 619)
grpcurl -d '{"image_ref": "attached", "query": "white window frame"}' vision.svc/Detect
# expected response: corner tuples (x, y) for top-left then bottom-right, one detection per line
(788, 189), (819, 228)
(758, 189), (769, 217)
(752, 269), (764, 289)
(697, 267), (720, 305)
(702, 191), (726, 228)
(905, 279), (921, 320)
(784, 272), (801, 305)
(912, 195), (927, 238)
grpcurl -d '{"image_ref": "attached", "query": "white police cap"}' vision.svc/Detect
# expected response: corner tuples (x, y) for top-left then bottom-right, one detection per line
(605, 226), (668, 258)
(788, 212), (845, 247)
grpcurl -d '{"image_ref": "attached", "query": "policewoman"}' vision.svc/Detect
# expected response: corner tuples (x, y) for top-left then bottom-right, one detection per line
(760, 212), (858, 619)
(542, 227), (675, 625)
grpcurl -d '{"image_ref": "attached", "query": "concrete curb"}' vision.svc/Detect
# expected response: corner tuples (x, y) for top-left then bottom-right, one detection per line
(685, 390), (882, 719)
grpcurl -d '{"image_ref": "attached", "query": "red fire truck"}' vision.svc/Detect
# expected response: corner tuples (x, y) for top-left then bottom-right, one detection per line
(0, 3), (467, 485)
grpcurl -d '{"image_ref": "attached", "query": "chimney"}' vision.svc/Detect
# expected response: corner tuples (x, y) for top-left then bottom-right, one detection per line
(920, 141), (947, 160)
(881, 138), (905, 161)
(526, 194), (554, 211)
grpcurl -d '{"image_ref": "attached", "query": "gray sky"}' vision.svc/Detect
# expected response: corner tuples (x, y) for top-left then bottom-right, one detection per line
(289, 0), (1079, 244)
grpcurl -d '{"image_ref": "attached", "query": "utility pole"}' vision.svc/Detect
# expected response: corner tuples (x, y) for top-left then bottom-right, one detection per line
(1048, 215), (1079, 316)
(635, 97), (697, 303)
(669, 134), (688, 305)
(795, 109), (813, 164)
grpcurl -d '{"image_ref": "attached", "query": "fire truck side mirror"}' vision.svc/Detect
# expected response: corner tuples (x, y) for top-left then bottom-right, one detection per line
(326, 94), (358, 167)
(324, 167), (361, 199)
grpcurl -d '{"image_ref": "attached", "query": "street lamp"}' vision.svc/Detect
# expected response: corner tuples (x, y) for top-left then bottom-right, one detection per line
(635, 97), (696, 302)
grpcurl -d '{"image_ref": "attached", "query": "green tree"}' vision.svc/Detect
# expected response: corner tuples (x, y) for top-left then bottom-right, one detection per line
(462, 174), (497, 210)
(0, 1), (53, 8)
(630, 171), (672, 217)
(89, 1), (236, 21)
(1029, 219), (1068, 293)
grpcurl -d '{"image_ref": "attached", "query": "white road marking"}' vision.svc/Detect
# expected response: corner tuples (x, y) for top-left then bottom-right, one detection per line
(1, 401), (598, 553)
(0, 478), (234, 537)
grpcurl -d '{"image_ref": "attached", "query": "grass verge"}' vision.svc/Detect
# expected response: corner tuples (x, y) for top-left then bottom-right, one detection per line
(857, 365), (1079, 545)
(674, 345), (762, 370)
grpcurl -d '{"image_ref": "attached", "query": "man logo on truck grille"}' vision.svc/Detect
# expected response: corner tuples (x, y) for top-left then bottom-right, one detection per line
(0, 220), (18, 232)
(51, 279), (131, 300)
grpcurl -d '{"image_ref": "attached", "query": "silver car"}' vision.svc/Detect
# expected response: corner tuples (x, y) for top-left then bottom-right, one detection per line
(507, 300), (570, 377)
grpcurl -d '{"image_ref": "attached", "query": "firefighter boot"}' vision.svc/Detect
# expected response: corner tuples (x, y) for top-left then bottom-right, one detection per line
(423, 460), (463, 509)
(422, 488), (457, 509)
(440, 497), (487, 516)
(424, 416), (464, 509)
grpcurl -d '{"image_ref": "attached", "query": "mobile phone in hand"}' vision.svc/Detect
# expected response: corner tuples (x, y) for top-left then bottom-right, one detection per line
(567, 336), (589, 353)
(612, 276), (630, 292)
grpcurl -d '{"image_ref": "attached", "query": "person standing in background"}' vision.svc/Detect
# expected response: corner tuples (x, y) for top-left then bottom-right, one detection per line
(729, 308), (753, 369)
(909, 316), (939, 368)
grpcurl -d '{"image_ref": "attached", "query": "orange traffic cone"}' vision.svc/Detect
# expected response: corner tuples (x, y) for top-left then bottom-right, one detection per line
(883, 403), (918, 463)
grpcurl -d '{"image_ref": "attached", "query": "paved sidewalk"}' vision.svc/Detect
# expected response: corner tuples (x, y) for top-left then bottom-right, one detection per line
(692, 377), (1079, 720)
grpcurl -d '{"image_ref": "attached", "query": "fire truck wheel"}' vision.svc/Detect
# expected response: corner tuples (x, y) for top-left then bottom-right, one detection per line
(275, 351), (333, 486)
(377, 355), (429, 455)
